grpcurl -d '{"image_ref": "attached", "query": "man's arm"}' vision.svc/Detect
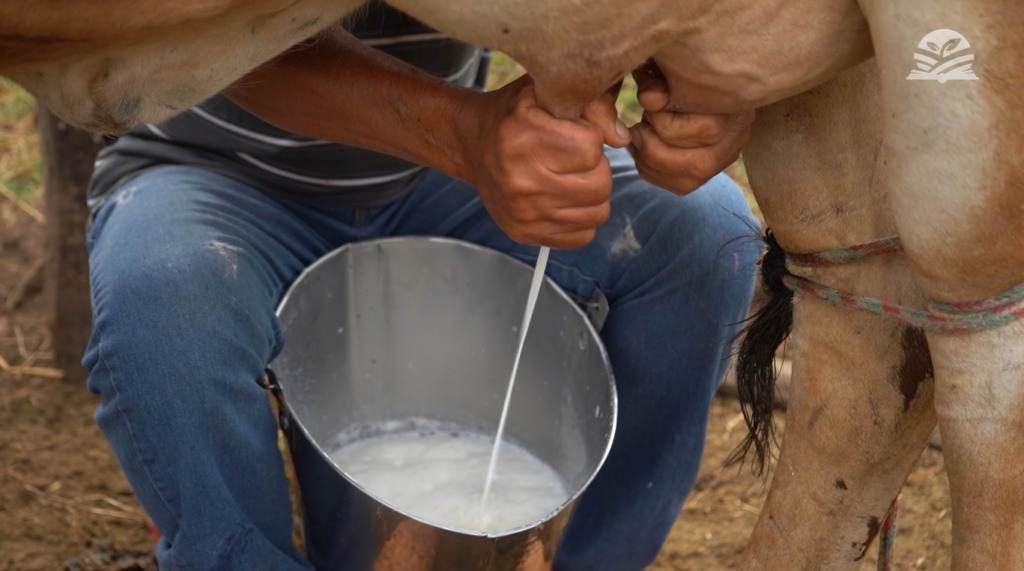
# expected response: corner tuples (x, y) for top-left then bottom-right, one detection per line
(226, 27), (631, 248)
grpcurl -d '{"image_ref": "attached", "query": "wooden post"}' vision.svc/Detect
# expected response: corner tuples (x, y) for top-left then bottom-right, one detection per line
(37, 107), (102, 384)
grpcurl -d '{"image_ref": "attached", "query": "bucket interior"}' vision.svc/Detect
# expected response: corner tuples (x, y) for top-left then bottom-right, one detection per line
(271, 237), (617, 533)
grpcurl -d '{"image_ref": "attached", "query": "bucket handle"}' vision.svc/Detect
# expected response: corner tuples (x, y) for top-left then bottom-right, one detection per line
(570, 289), (609, 332)
(260, 368), (291, 432)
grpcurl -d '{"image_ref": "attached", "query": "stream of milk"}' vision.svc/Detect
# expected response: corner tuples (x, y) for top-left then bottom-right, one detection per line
(480, 245), (551, 511)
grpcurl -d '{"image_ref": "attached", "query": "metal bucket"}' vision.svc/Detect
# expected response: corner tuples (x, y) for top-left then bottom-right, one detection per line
(269, 237), (617, 571)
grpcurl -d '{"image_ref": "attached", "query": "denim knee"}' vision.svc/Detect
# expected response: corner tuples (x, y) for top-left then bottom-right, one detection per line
(668, 175), (758, 268)
(605, 173), (760, 303)
(84, 235), (304, 570)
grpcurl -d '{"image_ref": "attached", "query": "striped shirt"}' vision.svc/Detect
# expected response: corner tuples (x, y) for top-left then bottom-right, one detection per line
(87, 2), (487, 213)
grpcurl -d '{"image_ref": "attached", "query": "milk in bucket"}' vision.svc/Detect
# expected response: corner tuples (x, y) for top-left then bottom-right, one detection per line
(329, 417), (569, 533)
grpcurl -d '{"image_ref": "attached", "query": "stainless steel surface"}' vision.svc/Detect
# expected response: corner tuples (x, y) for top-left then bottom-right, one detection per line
(271, 237), (617, 571)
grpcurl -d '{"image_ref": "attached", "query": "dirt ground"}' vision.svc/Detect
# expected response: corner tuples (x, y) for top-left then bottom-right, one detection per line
(0, 195), (953, 570)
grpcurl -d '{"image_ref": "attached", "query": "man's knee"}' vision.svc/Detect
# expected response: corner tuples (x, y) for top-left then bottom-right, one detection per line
(608, 173), (760, 287)
(96, 234), (249, 314)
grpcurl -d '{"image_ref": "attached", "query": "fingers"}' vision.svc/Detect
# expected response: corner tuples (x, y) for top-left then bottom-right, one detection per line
(494, 156), (613, 248)
(628, 60), (756, 193)
(470, 76), (621, 248)
(629, 110), (754, 195)
(581, 78), (631, 148)
(642, 111), (740, 149)
(504, 85), (608, 173)
(633, 61), (669, 113)
(514, 107), (608, 174)
(504, 205), (610, 249)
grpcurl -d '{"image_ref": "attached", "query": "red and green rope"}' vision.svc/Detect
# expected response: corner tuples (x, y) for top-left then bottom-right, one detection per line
(783, 235), (1024, 334)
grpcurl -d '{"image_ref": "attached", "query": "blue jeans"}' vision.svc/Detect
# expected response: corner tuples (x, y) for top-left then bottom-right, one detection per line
(83, 148), (759, 570)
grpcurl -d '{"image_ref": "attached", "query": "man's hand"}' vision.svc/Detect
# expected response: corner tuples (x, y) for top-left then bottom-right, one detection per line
(227, 29), (630, 249)
(629, 62), (754, 195)
(459, 76), (631, 249)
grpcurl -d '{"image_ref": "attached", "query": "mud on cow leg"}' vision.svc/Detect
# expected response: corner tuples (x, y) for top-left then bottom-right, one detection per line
(738, 300), (936, 570)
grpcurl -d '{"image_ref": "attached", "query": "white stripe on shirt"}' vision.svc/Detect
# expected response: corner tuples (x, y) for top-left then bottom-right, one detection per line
(361, 32), (449, 47)
(443, 56), (479, 83)
(236, 153), (424, 187)
(190, 107), (332, 148)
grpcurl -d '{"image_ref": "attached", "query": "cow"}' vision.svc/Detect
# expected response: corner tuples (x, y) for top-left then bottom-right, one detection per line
(4, 1), (1022, 568)
(0, 1), (361, 132)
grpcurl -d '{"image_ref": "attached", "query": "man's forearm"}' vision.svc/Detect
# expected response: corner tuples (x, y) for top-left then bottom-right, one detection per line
(225, 26), (478, 181)
(226, 27), (638, 249)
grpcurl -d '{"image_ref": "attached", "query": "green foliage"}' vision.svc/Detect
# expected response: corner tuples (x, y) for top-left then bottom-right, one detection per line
(0, 78), (41, 201)
(0, 79), (35, 121)
(615, 75), (642, 126)
(484, 51), (525, 91)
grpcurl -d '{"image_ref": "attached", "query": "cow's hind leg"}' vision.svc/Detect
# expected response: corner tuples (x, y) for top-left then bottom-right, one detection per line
(859, 0), (1024, 567)
(737, 61), (939, 570)
(738, 297), (937, 570)
(922, 321), (1024, 570)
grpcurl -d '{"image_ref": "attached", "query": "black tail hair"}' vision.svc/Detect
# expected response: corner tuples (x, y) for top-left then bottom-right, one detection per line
(726, 230), (794, 477)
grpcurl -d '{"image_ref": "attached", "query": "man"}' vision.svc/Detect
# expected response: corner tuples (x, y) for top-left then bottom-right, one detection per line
(84, 4), (759, 570)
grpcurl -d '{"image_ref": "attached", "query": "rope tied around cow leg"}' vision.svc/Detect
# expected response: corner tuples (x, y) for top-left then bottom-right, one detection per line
(783, 235), (1024, 334)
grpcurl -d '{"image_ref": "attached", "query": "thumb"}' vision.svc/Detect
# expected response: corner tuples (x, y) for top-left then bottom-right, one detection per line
(582, 77), (631, 148)
(633, 61), (669, 113)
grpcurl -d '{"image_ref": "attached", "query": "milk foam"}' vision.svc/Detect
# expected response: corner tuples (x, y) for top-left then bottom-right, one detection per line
(329, 419), (569, 533)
